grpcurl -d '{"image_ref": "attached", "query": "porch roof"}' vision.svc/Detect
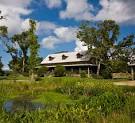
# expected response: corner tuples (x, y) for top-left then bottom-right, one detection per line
(45, 64), (97, 68)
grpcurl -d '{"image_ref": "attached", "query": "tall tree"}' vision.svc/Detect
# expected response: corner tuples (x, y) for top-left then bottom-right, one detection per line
(0, 24), (21, 73)
(0, 10), (24, 73)
(0, 11), (19, 73)
(77, 20), (135, 76)
(28, 19), (40, 81)
(12, 31), (30, 72)
(77, 20), (119, 75)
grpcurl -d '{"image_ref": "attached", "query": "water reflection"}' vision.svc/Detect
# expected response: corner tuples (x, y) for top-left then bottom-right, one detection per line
(3, 97), (45, 113)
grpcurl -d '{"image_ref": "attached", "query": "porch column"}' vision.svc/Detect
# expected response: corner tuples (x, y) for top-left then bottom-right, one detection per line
(52, 68), (54, 73)
(131, 66), (134, 80)
(79, 67), (81, 73)
(71, 68), (74, 73)
(88, 66), (90, 78)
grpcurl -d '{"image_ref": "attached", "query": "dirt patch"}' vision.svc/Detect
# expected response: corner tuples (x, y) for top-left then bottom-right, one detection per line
(114, 81), (135, 86)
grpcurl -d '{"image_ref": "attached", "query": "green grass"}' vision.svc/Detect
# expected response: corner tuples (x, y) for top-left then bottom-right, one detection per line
(33, 91), (73, 104)
(0, 76), (135, 123)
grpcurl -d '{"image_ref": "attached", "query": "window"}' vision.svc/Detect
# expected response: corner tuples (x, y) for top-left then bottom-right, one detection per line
(76, 53), (83, 58)
(49, 56), (54, 61)
(62, 54), (68, 60)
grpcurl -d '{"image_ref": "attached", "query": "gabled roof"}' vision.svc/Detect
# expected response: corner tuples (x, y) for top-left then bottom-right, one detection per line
(41, 51), (90, 65)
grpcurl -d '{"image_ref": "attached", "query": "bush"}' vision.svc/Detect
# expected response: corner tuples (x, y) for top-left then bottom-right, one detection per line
(37, 66), (48, 77)
(101, 64), (112, 79)
(91, 74), (103, 79)
(80, 71), (87, 78)
(54, 65), (66, 77)
(110, 60), (128, 73)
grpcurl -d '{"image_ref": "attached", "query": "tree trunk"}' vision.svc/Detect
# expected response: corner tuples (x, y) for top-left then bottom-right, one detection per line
(22, 51), (27, 73)
(97, 61), (101, 76)
(131, 66), (134, 81)
(31, 70), (35, 82)
(22, 56), (25, 73)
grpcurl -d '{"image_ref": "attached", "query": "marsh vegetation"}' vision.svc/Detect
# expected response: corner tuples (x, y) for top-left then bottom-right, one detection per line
(0, 77), (135, 123)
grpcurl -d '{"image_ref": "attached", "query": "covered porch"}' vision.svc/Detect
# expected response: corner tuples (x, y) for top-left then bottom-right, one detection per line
(47, 64), (97, 77)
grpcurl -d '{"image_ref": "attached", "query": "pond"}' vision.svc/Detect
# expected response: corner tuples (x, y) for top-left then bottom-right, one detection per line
(3, 96), (45, 113)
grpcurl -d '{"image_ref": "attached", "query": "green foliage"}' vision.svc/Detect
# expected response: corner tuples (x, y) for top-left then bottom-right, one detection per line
(54, 65), (66, 77)
(56, 82), (83, 100)
(84, 92), (125, 115)
(110, 60), (128, 73)
(80, 71), (87, 78)
(0, 26), (7, 36)
(28, 20), (40, 81)
(77, 20), (120, 75)
(37, 66), (48, 77)
(101, 64), (112, 79)
(77, 20), (135, 75)
(0, 77), (134, 123)
(12, 32), (30, 73)
(1, 19), (40, 79)
(91, 74), (103, 79)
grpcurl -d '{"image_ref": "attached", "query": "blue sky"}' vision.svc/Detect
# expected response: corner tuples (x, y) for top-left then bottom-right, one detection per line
(0, 0), (135, 70)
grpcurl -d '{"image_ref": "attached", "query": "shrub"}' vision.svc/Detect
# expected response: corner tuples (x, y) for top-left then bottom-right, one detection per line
(37, 66), (48, 77)
(91, 74), (103, 79)
(80, 71), (87, 78)
(66, 71), (74, 77)
(101, 65), (112, 79)
(110, 60), (128, 73)
(54, 65), (66, 77)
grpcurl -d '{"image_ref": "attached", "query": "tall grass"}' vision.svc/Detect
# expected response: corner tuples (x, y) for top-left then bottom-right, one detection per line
(0, 77), (135, 123)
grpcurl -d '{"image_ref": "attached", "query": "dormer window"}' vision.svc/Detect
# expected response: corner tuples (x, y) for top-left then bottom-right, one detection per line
(62, 54), (68, 60)
(76, 53), (83, 58)
(49, 56), (54, 61)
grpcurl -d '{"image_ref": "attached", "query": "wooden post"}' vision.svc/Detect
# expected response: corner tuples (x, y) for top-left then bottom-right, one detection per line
(79, 67), (81, 73)
(88, 67), (90, 78)
(71, 68), (74, 73)
(52, 68), (54, 73)
(131, 66), (134, 80)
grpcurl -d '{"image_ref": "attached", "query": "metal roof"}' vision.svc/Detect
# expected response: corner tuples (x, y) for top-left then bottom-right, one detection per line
(41, 51), (90, 65)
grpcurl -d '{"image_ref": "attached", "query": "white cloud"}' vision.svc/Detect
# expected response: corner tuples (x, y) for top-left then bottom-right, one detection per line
(41, 36), (60, 49)
(60, 0), (94, 21)
(0, 0), (32, 35)
(37, 21), (58, 36)
(41, 26), (87, 51)
(41, 26), (77, 49)
(21, 19), (31, 31)
(44, 0), (62, 9)
(95, 0), (135, 23)
(59, 0), (135, 24)
(0, 0), (32, 8)
(54, 27), (77, 41)
(2, 65), (9, 71)
(74, 39), (88, 52)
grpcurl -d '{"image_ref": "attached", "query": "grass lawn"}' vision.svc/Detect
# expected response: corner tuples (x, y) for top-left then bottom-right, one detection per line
(33, 91), (73, 104)
(0, 76), (135, 123)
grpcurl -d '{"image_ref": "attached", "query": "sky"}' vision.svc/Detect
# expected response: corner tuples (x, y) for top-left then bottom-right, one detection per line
(0, 0), (135, 70)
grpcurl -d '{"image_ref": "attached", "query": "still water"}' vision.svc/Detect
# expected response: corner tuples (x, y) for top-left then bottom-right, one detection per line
(3, 97), (44, 112)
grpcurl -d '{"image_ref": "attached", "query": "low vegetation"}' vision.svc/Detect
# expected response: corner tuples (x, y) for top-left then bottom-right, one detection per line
(0, 77), (135, 123)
